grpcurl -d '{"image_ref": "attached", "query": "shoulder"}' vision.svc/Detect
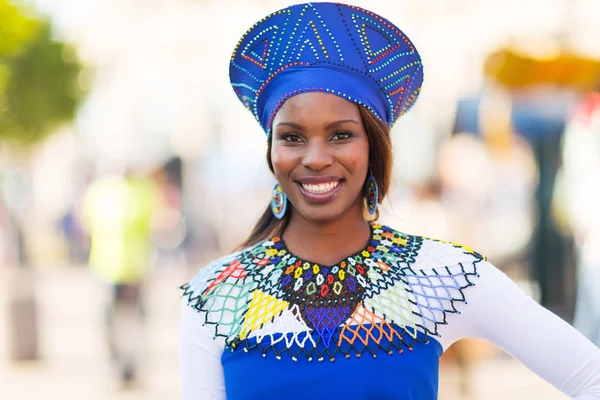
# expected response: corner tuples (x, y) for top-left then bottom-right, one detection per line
(180, 250), (244, 308)
(179, 240), (276, 309)
(374, 223), (486, 272)
(377, 225), (506, 342)
(179, 240), (287, 345)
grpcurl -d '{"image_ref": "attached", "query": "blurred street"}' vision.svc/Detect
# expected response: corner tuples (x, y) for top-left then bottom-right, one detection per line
(1, 265), (567, 400)
(0, 265), (185, 400)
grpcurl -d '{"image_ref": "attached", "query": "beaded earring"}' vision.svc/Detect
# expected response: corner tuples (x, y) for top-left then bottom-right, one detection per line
(365, 170), (379, 218)
(271, 183), (288, 219)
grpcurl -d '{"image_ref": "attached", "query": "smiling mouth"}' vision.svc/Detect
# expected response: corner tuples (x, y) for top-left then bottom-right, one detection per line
(295, 178), (344, 204)
(300, 181), (341, 194)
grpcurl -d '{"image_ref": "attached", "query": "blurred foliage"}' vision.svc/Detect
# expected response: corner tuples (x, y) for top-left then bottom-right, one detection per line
(485, 48), (600, 91)
(0, 0), (85, 144)
(0, 0), (39, 57)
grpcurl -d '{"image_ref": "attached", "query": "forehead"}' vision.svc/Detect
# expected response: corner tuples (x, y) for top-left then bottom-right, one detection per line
(273, 93), (361, 123)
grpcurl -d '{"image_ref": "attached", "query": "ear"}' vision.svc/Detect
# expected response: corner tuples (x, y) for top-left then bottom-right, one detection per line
(266, 138), (275, 173)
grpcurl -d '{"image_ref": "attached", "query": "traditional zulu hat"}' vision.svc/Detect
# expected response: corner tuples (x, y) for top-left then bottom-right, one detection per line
(229, 2), (424, 135)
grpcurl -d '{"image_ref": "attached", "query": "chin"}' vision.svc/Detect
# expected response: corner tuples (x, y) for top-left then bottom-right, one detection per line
(294, 205), (348, 224)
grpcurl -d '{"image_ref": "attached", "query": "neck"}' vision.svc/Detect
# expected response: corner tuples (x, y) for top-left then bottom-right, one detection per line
(282, 204), (371, 266)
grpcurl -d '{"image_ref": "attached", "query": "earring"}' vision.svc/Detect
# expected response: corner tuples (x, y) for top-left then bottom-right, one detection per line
(365, 170), (379, 217)
(271, 183), (288, 219)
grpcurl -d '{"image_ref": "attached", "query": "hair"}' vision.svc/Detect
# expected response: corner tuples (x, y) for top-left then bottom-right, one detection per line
(237, 105), (393, 249)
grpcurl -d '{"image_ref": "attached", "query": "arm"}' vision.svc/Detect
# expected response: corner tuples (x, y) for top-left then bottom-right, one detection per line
(463, 261), (600, 399)
(180, 301), (226, 400)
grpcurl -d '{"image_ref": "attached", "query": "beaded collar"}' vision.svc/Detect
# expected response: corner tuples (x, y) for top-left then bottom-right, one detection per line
(181, 223), (484, 361)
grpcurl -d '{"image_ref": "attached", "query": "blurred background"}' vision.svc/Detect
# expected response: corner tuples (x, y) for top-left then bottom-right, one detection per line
(1, 0), (600, 398)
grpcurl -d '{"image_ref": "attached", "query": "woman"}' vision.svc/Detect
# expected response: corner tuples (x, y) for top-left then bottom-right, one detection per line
(180, 3), (600, 399)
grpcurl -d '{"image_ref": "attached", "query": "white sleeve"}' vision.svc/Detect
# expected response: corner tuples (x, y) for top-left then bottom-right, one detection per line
(443, 261), (600, 399)
(179, 300), (226, 400)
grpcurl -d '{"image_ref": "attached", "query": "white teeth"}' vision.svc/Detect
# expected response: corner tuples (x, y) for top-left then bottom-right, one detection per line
(301, 181), (340, 194)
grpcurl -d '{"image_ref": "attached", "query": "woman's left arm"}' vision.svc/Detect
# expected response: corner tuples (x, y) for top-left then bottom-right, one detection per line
(464, 260), (600, 399)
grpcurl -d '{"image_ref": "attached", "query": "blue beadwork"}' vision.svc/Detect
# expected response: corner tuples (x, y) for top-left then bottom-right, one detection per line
(229, 2), (423, 135)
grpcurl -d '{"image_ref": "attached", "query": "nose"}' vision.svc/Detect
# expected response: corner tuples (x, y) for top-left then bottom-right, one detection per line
(301, 139), (334, 171)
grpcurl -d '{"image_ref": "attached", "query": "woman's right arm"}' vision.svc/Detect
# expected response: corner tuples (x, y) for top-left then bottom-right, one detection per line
(180, 301), (226, 400)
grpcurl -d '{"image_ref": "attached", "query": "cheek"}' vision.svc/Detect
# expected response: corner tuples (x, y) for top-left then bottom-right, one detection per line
(270, 146), (296, 177)
(344, 141), (370, 175)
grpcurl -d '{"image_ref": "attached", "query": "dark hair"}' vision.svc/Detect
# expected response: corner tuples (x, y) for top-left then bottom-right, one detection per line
(237, 106), (393, 249)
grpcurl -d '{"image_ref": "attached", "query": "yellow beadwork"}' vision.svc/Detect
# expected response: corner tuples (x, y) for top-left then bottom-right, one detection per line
(240, 290), (290, 339)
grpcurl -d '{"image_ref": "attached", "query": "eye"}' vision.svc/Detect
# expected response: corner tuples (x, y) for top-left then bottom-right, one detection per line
(281, 133), (304, 143)
(332, 131), (353, 141)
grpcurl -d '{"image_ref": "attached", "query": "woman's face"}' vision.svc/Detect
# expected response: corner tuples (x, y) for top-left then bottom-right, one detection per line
(271, 92), (370, 224)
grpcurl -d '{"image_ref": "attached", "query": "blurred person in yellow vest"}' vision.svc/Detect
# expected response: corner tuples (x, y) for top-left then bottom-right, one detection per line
(82, 165), (161, 388)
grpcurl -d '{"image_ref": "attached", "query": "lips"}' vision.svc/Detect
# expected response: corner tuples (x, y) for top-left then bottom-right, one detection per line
(295, 176), (344, 204)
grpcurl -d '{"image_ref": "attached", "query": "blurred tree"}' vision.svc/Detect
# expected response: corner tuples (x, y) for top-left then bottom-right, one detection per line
(0, 0), (39, 56)
(0, 0), (85, 362)
(0, 0), (85, 144)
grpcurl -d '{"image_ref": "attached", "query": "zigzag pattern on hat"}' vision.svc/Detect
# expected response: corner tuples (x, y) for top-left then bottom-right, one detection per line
(230, 2), (423, 132)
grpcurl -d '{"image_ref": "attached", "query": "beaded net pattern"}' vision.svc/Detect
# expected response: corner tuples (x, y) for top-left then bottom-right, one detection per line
(180, 224), (484, 361)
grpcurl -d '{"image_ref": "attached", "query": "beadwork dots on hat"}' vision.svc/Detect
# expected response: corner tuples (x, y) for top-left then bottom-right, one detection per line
(229, 2), (424, 135)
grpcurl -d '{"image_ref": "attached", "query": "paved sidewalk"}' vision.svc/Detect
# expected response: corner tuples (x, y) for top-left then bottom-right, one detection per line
(0, 266), (566, 400)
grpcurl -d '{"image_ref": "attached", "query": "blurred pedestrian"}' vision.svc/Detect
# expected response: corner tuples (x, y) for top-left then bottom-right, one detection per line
(83, 166), (160, 388)
(179, 3), (600, 399)
(560, 92), (600, 347)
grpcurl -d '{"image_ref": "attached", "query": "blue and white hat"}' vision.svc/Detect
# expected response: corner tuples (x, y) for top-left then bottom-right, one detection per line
(229, 2), (423, 135)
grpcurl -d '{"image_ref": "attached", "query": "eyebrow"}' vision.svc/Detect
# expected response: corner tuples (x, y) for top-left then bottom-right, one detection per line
(276, 122), (304, 131)
(325, 119), (361, 130)
(275, 119), (361, 131)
